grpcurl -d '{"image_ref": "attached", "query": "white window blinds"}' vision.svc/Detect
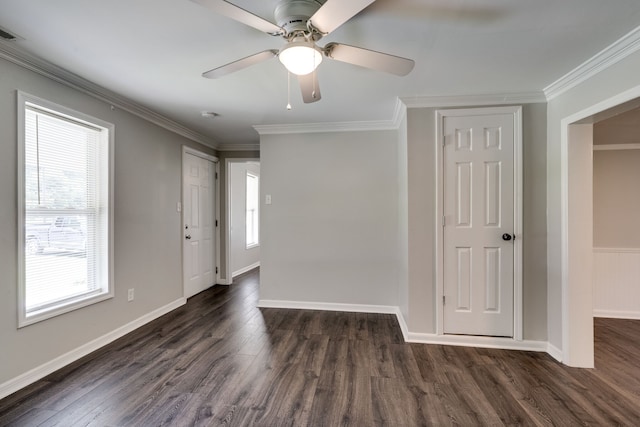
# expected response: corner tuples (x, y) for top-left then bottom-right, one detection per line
(19, 94), (113, 326)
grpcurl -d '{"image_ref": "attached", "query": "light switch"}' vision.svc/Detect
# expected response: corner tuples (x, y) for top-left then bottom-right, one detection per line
(265, 194), (272, 205)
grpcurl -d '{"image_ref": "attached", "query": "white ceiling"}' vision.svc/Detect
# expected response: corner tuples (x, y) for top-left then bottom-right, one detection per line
(2, 0), (640, 147)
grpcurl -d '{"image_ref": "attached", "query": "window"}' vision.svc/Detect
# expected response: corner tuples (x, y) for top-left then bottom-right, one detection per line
(246, 172), (259, 248)
(18, 92), (113, 327)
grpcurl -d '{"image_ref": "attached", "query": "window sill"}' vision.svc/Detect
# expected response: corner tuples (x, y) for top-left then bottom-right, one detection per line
(19, 290), (114, 328)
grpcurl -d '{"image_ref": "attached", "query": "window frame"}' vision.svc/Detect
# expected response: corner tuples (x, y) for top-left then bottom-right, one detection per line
(17, 91), (115, 328)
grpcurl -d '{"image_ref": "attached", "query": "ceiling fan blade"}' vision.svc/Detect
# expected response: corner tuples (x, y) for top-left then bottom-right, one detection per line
(309, 0), (376, 34)
(190, 0), (283, 34)
(202, 50), (278, 79)
(298, 72), (321, 103)
(324, 43), (415, 76)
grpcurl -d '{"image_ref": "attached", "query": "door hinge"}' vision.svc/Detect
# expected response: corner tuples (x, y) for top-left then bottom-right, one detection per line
(442, 216), (446, 227)
(215, 172), (218, 179)
(443, 295), (446, 305)
(215, 220), (218, 227)
(216, 266), (218, 274)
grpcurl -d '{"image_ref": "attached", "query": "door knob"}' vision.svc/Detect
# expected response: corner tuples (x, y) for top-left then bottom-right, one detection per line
(185, 235), (192, 240)
(502, 233), (514, 241)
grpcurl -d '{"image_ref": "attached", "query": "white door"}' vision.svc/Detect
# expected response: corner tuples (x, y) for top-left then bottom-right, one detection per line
(183, 152), (216, 298)
(443, 110), (516, 337)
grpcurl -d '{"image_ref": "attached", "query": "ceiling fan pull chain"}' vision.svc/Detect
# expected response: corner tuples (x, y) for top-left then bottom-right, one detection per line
(312, 56), (317, 99)
(286, 71), (292, 110)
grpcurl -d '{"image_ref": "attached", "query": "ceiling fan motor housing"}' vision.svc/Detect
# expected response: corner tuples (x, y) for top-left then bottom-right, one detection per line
(274, 0), (322, 38)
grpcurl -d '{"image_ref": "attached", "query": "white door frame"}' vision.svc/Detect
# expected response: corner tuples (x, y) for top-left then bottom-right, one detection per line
(559, 85), (640, 367)
(182, 146), (220, 296)
(435, 106), (524, 340)
(224, 157), (260, 285)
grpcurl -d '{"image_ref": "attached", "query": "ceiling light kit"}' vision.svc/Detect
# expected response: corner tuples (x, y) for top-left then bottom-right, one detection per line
(191, 0), (415, 104)
(278, 38), (323, 76)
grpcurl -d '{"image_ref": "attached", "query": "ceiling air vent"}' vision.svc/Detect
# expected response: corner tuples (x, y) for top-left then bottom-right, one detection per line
(0, 27), (17, 41)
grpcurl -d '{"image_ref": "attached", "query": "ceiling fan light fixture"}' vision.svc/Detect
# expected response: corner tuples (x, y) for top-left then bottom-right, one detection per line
(278, 39), (323, 76)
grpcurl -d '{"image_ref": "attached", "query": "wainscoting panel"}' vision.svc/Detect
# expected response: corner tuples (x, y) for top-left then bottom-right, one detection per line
(593, 248), (640, 319)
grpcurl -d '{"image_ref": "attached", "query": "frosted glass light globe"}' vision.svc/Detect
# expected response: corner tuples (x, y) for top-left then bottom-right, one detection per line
(279, 41), (323, 75)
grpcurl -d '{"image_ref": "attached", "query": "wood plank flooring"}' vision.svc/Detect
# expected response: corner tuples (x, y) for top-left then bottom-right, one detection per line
(1, 268), (639, 426)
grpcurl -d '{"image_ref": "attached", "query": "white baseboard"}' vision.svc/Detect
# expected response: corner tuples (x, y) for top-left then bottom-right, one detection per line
(394, 307), (411, 341)
(402, 331), (548, 353)
(0, 298), (186, 400)
(217, 278), (233, 285)
(594, 309), (640, 320)
(260, 301), (549, 354)
(257, 299), (398, 315)
(546, 342), (563, 362)
(231, 262), (260, 278)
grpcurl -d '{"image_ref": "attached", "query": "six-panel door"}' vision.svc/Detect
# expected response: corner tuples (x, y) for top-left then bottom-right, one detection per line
(443, 112), (515, 337)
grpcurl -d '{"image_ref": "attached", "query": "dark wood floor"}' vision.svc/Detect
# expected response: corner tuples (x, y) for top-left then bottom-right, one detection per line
(2, 269), (639, 426)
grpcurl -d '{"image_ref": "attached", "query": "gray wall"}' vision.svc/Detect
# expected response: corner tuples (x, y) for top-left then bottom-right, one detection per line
(259, 130), (401, 306)
(0, 57), (215, 385)
(593, 150), (640, 248)
(406, 107), (436, 333)
(593, 111), (640, 249)
(397, 112), (410, 322)
(404, 104), (548, 340)
(594, 107), (640, 145)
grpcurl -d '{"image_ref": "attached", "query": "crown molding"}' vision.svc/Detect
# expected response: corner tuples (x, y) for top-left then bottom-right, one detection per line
(0, 41), (218, 149)
(253, 118), (401, 135)
(392, 97), (407, 128)
(217, 143), (261, 152)
(254, 98), (404, 135)
(544, 26), (640, 101)
(400, 92), (547, 108)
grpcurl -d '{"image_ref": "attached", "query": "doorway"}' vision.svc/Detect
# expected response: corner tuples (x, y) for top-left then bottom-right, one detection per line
(225, 159), (261, 280)
(562, 93), (640, 367)
(182, 147), (219, 298)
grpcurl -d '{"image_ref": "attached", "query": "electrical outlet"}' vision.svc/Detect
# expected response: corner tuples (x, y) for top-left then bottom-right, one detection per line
(127, 288), (134, 302)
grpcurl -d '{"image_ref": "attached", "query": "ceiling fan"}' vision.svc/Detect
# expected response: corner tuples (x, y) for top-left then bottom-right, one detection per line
(191, 0), (415, 103)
